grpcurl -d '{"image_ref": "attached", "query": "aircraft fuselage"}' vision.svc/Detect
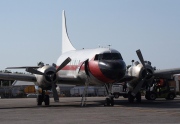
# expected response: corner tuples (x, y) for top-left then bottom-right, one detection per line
(56, 48), (126, 85)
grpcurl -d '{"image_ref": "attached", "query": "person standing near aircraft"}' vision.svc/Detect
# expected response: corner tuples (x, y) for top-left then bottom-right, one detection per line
(123, 82), (127, 92)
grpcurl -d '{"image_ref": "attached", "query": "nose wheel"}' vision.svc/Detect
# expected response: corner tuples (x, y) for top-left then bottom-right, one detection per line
(105, 96), (114, 106)
(104, 84), (114, 106)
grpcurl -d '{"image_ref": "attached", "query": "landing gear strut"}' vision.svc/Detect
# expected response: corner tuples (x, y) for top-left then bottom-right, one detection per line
(37, 89), (50, 106)
(136, 92), (141, 103)
(81, 76), (90, 107)
(104, 84), (114, 106)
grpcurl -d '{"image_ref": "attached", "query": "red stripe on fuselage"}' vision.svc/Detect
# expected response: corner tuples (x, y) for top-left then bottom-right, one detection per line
(57, 59), (115, 83)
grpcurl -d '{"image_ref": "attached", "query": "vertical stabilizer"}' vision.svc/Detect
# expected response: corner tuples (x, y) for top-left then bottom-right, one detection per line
(62, 10), (76, 54)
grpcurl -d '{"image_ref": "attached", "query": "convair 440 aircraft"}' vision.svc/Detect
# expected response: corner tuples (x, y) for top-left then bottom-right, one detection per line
(1, 10), (180, 106)
(0, 10), (126, 106)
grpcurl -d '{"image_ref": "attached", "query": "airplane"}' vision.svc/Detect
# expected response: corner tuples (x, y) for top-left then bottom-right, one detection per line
(0, 10), (180, 106)
(0, 10), (127, 106)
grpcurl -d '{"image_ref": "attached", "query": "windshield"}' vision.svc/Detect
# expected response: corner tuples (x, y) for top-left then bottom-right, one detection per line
(94, 53), (123, 60)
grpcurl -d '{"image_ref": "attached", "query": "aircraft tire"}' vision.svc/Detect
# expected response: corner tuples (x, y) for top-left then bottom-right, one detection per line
(136, 92), (141, 103)
(44, 95), (50, 105)
(37, 95), (43, 106)
(128, 92), (135, 103)
(110, 97), (114, 106)
(105, 98), (111, 106)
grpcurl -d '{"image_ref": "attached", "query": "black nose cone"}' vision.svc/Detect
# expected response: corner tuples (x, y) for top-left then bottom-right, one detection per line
(99, 60), (126, 81)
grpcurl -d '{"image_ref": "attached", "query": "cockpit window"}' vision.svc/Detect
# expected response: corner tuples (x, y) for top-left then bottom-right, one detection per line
(94, 53), (123, 60)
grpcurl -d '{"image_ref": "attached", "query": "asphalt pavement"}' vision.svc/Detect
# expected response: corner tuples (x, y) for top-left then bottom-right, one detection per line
(0, 96), (180, 124)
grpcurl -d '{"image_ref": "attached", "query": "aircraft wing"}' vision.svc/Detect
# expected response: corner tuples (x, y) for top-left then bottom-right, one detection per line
(153, 68), (180, 79)
(118, 67), (180, 83)
(57, 75), (84, 85)
(0, 72), (36, 82)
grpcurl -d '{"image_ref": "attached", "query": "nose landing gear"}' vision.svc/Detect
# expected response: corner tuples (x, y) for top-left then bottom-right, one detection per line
(104, 84), (114, 106)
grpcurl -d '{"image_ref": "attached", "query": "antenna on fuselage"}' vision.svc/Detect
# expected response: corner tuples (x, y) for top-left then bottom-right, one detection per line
(131, 60), (134, 66)
(108, 45), (111, 50)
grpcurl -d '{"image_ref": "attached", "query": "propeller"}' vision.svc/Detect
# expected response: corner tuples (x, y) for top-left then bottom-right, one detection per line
(131, 77), (146, 96)
(29, 57), (70, 102)
(131, 49), (148, 96)
(51, 57), (72, 102)
(25, 57), (71, 76)
(78, 59), (89, 76)
(136, 49), (146, 68)
(7, 57), (71, 102)
(56, 57), (71, 73)
(84, 59), (89, 76)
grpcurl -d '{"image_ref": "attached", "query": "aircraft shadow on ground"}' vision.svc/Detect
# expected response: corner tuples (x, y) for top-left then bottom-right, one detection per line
(0, 98), (180, 109)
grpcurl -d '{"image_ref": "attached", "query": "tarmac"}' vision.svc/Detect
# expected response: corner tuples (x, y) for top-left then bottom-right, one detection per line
(0, 96), (180, 124)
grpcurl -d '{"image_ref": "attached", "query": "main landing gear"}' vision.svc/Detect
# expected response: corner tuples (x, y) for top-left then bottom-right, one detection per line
(37, 89), (50, 106)
(104, 84), (114, 106)
(81, 81), (89, 107)
(128, 91), (141, 103)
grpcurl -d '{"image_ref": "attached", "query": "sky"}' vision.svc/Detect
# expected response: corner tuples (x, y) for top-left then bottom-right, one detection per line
(0, 0), (180, 72)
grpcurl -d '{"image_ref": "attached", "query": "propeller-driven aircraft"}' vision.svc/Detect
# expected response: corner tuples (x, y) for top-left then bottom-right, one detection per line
(0, 10), (127, 106)
(0, 10), (180, 106)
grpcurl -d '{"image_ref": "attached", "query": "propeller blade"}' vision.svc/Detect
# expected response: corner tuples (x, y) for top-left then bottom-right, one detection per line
(26, 68), (46, 76)
(131, 78), (145, 96)
(136, 49), (146, 68)
(56, 57), (71, 73)
(51, 83), (59, 102)
(84, 59), (89, 76)
(78, 59), (88, 74)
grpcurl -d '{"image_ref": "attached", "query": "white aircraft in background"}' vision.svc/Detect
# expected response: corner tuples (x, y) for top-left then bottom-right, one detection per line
(0, 10), (180, 106)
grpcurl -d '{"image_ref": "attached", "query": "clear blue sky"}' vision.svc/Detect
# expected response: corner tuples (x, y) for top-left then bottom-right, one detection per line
(0, 0), (180, 72)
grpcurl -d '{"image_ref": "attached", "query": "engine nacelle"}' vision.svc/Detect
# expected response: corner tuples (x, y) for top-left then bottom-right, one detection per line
(127, 61), (154, 89)
(34, 65), (58, 89)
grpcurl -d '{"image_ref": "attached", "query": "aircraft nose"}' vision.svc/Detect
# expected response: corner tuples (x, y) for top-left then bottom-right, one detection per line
(98, 60), (126, 81)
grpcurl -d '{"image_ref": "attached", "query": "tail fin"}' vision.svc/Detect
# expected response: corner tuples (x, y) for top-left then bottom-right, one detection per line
(62, 10), (76, 54)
